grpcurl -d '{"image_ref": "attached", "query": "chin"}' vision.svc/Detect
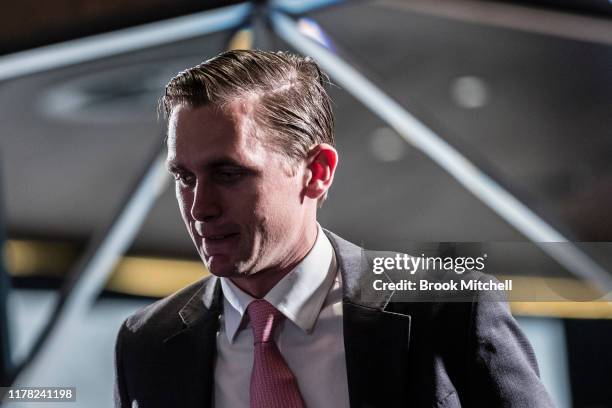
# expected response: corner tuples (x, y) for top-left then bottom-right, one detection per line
(206, 254), (257, 278)
(201, 254), (232, 277)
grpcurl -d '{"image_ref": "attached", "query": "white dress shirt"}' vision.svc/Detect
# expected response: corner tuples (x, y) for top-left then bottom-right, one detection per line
(213, 225), (350, 408)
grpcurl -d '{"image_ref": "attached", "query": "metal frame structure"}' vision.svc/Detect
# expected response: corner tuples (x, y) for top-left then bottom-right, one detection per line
(0, 0), (609, 388)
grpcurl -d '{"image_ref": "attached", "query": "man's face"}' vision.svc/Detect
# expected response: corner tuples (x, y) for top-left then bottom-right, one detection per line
(166, 103), (309, 278)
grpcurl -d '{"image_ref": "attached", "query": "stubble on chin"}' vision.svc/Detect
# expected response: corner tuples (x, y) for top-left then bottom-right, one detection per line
(235, 226), (270, 277)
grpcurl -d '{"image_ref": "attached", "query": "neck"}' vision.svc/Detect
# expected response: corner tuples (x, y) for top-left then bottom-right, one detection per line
(230, 222), (318, 298)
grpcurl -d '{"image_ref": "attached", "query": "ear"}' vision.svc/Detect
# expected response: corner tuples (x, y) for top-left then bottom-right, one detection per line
(303, 143), (338, 201)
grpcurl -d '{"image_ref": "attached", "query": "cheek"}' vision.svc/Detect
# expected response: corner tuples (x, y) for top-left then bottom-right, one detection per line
(258, 176), (302, 224)
(276, 175), (303, 210)
(176, 187), (193, 221)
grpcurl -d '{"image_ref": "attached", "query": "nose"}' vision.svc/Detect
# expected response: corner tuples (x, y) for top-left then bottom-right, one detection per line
(190, 179), (222, 222)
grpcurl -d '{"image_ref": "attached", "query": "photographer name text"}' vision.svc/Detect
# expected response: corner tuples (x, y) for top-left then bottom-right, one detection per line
(373, 278), (512, 292)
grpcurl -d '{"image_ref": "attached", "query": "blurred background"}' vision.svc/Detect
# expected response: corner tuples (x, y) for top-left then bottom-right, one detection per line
(1, 0), (612, 406)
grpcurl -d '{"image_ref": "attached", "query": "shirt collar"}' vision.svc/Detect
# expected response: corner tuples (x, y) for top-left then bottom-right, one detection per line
(219, 224), (337, 343)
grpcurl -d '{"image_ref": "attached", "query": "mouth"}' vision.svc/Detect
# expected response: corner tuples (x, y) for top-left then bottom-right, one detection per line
(204, 233), (239, 241)
(200, 232), (240, 256)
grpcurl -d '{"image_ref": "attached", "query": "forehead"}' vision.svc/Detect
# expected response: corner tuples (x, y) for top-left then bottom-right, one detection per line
(166, 103), (265, 167)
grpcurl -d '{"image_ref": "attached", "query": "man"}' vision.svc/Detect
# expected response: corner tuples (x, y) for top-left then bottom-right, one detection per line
(114, 50), (554, 407)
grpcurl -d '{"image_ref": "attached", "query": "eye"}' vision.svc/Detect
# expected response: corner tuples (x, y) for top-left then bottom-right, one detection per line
(214, 170), (244, 184)
(173, 172), (195, 187)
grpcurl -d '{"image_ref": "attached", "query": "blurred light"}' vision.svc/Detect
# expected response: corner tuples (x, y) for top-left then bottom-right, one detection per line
(297, 18), (336, 51)
(4, 238), (208, 297)
(37, 59), (198, 124)
(510, 301), (612, 320)
(450, 76), (489, 109)
(228, 28), (253, 50)
(106, 256), (208, 298)
(5, 240), (75, 277)
(273, 0), (343, 14)
(369, 126), (406, 162)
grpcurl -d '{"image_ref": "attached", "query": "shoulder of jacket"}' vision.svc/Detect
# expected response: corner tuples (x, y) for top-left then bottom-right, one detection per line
(121, 275), (214, 335)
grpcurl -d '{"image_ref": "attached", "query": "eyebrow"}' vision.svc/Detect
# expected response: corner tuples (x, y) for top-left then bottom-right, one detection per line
(166, 157), (249, 173)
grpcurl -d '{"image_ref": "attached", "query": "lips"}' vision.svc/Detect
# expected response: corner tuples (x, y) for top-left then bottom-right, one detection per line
(205, 233), (239, 241)
(200, 232), (240, 256)
(205, 233), (234, 239)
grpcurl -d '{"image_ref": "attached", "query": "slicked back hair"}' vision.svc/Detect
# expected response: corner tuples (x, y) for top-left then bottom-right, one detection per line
(159, 49), (335, 166)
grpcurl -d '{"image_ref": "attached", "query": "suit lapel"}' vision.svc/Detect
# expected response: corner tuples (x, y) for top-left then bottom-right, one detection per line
(325, 230), (412, 408)
(164, 276), (222, 408)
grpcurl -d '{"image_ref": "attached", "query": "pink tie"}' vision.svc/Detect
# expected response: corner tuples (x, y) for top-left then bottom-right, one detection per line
(247, 299), (306, 408)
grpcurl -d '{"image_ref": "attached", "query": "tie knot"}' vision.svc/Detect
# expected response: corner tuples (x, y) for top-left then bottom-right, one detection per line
(247, 300), (284, 343)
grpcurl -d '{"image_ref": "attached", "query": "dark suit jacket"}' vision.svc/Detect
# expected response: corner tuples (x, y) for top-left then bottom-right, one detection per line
(114, 230), (555, 407)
